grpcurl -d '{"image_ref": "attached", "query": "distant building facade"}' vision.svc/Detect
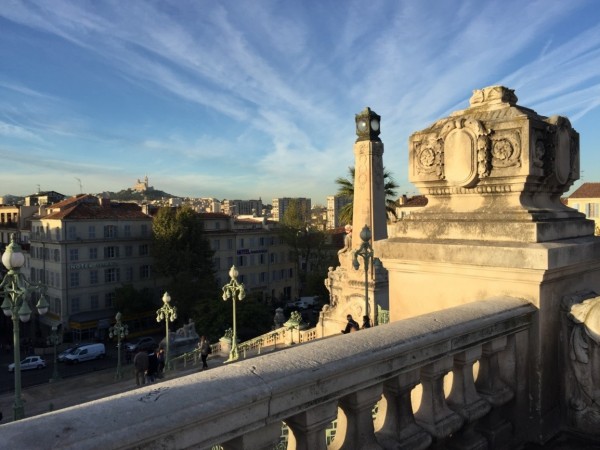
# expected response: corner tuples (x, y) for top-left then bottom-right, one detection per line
(24, 190), (66, 207)
(326, 195), (351, 229)
(199, 213), (296, 302)
(27, 195), (155, 341)
(395, 195), (428, 219)
(567, 182), (600, 234)
(271, 197), (311, 222)
(222, 199), (263, 217)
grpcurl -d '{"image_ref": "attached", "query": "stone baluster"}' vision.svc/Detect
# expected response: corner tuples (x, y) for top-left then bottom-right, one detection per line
(221, 423), (283, 450)
(415, 356), (464, 439)
(285, 401), (338, 450)
(446, 346), (491, 449)
(375, 369), (432, 450)
(329, 383), (384, 450)
(475, 336), (514, 448)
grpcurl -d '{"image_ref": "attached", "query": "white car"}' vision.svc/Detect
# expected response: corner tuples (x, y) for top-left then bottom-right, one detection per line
(8, 356), (46, 372)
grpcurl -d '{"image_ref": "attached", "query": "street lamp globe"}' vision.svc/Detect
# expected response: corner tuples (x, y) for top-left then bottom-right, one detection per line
(1, 238), (25, 271)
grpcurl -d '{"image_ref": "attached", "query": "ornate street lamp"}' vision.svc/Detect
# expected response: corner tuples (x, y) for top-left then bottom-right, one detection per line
(47, 325), (62, 383)
(222, 265), (245, 362)
(156, 292), (177, 371)
(352, 225), (377, 326)
(0, 234), (49, 420)
(109, 312), (128, 380)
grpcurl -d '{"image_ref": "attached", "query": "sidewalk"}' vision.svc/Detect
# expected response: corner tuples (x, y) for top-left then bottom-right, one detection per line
(0, 354), (227, 424)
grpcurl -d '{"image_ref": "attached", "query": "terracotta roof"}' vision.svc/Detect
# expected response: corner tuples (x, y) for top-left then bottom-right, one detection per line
(569, 183), (600, 199)
(44, 202), (149, 220)
(47, 194), (91, 210)
(398, 195), (428, 208)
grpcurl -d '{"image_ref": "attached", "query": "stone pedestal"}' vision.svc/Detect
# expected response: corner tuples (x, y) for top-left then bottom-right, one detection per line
(375, 86), (600, 444)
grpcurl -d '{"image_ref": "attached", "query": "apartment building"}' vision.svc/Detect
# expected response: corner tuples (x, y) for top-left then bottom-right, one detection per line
(567, 182), (600, 234)
(221, 199), (263, 216)
(271, 197), (311, 222)
(326, 195), (351, 229)
(27, 195), (155, 341)
(199, 213), (297, 302)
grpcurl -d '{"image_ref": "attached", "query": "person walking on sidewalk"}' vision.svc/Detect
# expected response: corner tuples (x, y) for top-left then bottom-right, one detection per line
(198, 336), (211, 370)
(146, 348), (158, 383)
(133, 350), (148, 386)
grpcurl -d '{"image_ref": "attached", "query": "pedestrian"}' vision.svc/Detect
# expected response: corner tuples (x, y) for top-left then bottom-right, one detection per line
(156, 348), (165, 377)
(341, 314), (360, 334)
(133, 350), (149, 386)
(362, 315), (371, 329)
(146, 348), (158, 383)
(198, 336), (211, 370)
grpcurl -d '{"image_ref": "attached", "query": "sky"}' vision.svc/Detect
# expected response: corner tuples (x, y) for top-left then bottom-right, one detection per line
(1, 0), (600, 206)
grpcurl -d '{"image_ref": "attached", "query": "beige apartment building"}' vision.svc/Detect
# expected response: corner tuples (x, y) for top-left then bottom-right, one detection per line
(27, 195), (156, 341)
(271, 197), (311, 222)
(567, 182), (600, 234)
(199, 213), (297, 302)
(326, 194), (351, 229)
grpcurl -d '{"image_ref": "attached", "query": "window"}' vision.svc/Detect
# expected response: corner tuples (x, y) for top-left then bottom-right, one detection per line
(54, 298), (61, 315)
(71, 297), (80, 313)
(214, 257), (221, 270)
(53, 249), (60, 262)
(125, 266), (133, 282)
(237, 256), (246, 266)
(105, 268), (120, 283)
(69, 249), (79, 261)
(227, 239), (233, 250)
(140, 265), (150, 279)
(586, 203), (600, 218)
(105, 293), (114, 308)
(227, 256), (233, 268)
(104, 246), (119, 258)
(49, 272), (54, 287)
(89, 248), (98, 260)
(212, 239), (220, 250)
(90, 294), (99, 310)
(260, 272), (267, 282)
(141, 224), (148, 236)
(55, 228), (60, 240)
(259, 237), (265, 246)
(124, 225), (131, 237)
(139, 244), (149, 256)
(68, 226), (77, 240)
(125, 246), (133, 257)
(70, 272), (79, 287)
(239, 238), (245, 247)
(104, 225), (117, 238)
(88, 226), (96, 239)
(90, 270), (98, 285)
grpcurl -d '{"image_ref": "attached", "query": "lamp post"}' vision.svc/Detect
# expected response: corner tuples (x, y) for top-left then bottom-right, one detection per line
(0, 234), (49, 420)
(47, 325), (62, 383)
(156, 292), (177, 371)
(352, 225), (377, 326)
(109, 312), (128, 380)
(222, 265), (245, 362)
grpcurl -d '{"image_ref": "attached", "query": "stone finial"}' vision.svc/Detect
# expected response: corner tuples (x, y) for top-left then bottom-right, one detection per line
(469, 86), (518, 107)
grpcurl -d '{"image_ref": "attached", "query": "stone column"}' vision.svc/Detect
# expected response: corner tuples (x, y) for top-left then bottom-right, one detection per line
(285, 401), (338, 450)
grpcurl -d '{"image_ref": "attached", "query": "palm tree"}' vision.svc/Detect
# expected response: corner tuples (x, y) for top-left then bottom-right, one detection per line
(334, 166), (399, 225)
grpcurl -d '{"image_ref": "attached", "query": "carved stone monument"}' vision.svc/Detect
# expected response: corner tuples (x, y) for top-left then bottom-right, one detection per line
(319, 107), (389, 337)
(376, 86), (600, 443)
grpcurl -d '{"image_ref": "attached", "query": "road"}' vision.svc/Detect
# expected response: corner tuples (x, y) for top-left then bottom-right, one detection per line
(0, 343), (125, 394)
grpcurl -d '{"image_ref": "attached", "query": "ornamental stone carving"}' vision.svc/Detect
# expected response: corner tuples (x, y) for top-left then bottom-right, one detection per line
(402, 85), (590, 242)
(562, 293), (600, 433)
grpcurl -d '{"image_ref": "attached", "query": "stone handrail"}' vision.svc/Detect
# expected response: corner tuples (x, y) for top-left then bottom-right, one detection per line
(0, 297), (536, 450)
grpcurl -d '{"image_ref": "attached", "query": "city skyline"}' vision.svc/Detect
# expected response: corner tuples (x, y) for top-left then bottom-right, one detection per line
(2, 1), (600, 204)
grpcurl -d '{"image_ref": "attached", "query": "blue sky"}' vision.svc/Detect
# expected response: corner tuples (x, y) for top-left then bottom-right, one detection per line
(1, 0), (600, 205)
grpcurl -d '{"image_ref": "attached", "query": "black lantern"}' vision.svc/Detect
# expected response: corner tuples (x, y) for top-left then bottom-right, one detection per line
(355, 107), (381, 142)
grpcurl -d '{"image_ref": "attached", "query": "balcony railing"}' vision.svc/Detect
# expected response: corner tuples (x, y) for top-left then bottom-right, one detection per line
(0, 297), (535, 450)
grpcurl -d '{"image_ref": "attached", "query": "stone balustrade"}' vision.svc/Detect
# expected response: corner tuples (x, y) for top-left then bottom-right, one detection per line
(0, 297), (535, 450)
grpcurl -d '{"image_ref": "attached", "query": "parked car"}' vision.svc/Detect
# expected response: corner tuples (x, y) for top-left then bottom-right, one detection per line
(8, 356), (46, 372)
(63, 343), (106, 364)
(58, 344), (84, 362)
(124, 337), (156, 353)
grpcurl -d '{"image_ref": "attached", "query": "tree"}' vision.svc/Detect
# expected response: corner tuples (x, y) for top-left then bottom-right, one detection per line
(114, 285), (154, 316)
(152, 206), (221, 334)
(334, 166), (399, 225)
